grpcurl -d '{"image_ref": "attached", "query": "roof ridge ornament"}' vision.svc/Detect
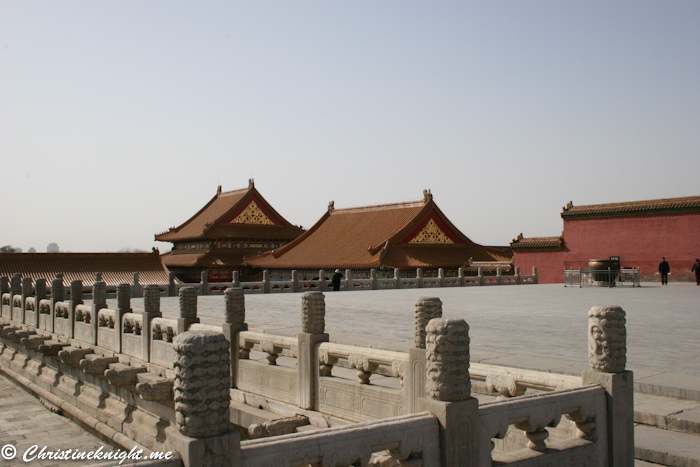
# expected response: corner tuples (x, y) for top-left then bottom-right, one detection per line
(249, 179), (254, 189)
(563, 200), (573, 212)
(512, 233), (524, 244)
(217, 185), (222, 195)
(328, 201), (335, 213)
(423, 189), (432, 202)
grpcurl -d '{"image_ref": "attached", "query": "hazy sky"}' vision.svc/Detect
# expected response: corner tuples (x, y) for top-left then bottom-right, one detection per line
(2, 1), (699, 253)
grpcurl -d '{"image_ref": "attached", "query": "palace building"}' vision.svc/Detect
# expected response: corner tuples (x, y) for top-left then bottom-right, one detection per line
(155, 180), (304, 282)
(511, 195), (700, 283)
(245, 190), (511, 279)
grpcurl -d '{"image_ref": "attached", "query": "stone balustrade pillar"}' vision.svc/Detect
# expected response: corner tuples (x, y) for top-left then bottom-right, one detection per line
(406, 297), (442, 413)
(132, 272), (141, 298)
(514, 267), (521, 284)
(458, 267), (465, 286)
(70, 280), (83, 311)
(10, 274), (21, 321)
(394, 268), (401, 289)
(200, 271), (209, 296)
(478, 267), (484, 286)
(222, 287), (247, 388)
(115, 283), (131, 353)
(532, 266), (538, 284)
(419, 317), (478, 467)
(582, 305), (634, 467)
(298, 292), (328, 410)
(91, 280), (107, 345)
(21, 277), (32, 324)
(416, 268), (423, 288)
(31, 279), (46, 327)
(318, 269), (326, 291)
(262, 270), (270, 294)
(168, 271), (177, 296)
(370, 268), (378, 290)
(142, 284), (163, 363)
(232, 270), (240, 288)
(291, 270), (299, 293)
(438, 268), (445, 286)
(10, 274), (21, 296)
(1, 276), (8, 296)
(168, 330), (239, 467)
(177, 287), (200, 334)
(48, 275), (63, 333)
(345, 269), (352, 291)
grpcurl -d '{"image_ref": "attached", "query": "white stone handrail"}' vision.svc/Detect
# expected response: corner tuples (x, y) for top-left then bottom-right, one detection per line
(470, 363), (581, 396)
(478, 385), (606, 464)
(318, 341), (408, 384)
(239, 330), (298, 364)
(240, 412), (439, 467)
(188, 323), (223, 333)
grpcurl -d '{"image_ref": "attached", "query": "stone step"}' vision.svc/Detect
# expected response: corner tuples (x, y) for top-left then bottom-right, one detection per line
(635, 393), (700, 435)
(635, 424), (700, 467)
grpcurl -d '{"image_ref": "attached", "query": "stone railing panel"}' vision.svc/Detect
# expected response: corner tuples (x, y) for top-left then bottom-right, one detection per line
(96, 308), (117, 350)
(54, 302), (72, 338)
(73, 304), (95, 344)
(479, 385), (607, 466)
(150, 317), (178, 368)
(121, 312), (144, 360)
(38, 299), (52, 330)
(240, 412), (439, 467)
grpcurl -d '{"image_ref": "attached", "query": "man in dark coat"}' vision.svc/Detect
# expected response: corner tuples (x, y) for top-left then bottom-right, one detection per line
(331, 269), (343, 291)
(692, 259), (700, 286)
(658, 257), (670, 285)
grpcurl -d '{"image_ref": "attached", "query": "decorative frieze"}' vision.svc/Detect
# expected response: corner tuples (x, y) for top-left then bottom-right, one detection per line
(588, 305), (626, 373)
(425, 318), (471, 401)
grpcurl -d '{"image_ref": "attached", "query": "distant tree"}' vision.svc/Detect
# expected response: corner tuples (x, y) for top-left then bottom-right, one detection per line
(117, 247), (148, 253)
(0, 245), (20, 253)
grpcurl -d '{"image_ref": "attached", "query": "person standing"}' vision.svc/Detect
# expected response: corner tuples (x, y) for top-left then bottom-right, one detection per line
(658, 257), (670, 285)
(692, 259), (700, 286)
(331, 269), (343, 291)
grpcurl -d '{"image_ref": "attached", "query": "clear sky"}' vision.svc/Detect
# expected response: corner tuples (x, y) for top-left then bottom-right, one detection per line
(1, 1), (699, 253)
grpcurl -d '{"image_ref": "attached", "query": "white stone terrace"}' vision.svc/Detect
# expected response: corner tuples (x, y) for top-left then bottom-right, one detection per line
(106, 281), (700, 381)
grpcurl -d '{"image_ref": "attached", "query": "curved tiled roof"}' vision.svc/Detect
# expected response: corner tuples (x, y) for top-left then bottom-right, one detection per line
(0, 252), (171, 286)
(561, 195), (700, 219)
(155, 183), (303, 242)
(510, 235), (564, 250)
(246, 194), (509, 269)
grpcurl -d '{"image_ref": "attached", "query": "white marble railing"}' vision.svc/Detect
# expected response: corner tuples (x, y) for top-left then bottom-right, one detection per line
(240, 412), (439, 467)
(317, 342), (407, 384)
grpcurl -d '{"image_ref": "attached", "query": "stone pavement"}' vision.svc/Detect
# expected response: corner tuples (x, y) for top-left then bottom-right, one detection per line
(111, 281), (700, 376)
(0, 373), (113, 467)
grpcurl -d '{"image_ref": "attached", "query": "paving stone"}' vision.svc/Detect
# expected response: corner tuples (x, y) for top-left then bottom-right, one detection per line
(635, 393), (700, 429)
(635, 425), (700, 467)
(669, 407), (700, 435)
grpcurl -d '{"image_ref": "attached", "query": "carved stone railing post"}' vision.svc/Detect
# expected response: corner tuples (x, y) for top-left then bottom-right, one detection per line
(63, 280), (82, 339)
(167, 330), (240, 467)
(262, 270), (270, 294)
(1, 276), (8, 296)
(33, 279), (46, 327)
(478, 267), (484, 286)
(168, 271), (177, 297)
(232, 270), (240, 288)
(298, 292), (328, 410)
(394, 268), (401, 289)
(115, 283), (131, 353)
(132, 272), (141, 298)
(318, 269), (326, 292)
(91, 279), (107, 345)
(177, 287), (200, 334)
(222, 287), (247, 388)
(21, 277), (32, 324)
(496, 267), (502, 285)
(458, 267), (465, 287)
(345, 269), (352, 291)
(438, 268), (445, 287)
(370, 268), (378, 290)
(416, 268), (423, 288)
(48, 275), (63, 333)
(532, 266), (538, 284)
(142, 284), (162, 363)
(10, 274), (21, 321)
(419, 317), (479, 467)
(406, 297), (442, 413)
(582, 305), (634, 467)
(200, 271), (209, 296)
(514, 267), (521, 284)
(290, 270), (298, 293)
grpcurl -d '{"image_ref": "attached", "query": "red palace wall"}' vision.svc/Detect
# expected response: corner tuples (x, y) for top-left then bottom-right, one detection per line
(513, 211), (700, 284)
(513, 249), (564, 284)
(562, 212), (700, 282)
